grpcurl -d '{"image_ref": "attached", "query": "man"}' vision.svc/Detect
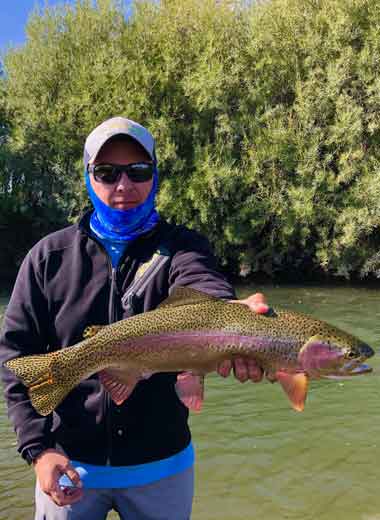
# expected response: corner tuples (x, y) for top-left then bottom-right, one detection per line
(0, 117), (267, 519)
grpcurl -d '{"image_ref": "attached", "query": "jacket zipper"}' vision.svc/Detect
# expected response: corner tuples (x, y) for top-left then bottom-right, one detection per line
(86, 236), (120, 466)
(106, 266), (121, 465)
(108, 267), (119, 324)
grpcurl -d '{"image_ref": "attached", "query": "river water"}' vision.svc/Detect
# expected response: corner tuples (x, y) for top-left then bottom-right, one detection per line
(0, 285), (379, 520)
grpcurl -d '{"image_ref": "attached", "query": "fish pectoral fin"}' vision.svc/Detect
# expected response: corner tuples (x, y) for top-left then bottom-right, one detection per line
(275, 371), (308, 412)
(83, 325), (105, 339)
(158, 287), (218, 309)
(99, 369), (140, 406)
(175, 372), (204, 412)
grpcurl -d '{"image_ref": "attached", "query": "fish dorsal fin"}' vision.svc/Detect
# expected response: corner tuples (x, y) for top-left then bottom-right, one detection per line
(158, 287), (218, 309)
(83, 325), (105, 339)
(276, 371), (309, 412)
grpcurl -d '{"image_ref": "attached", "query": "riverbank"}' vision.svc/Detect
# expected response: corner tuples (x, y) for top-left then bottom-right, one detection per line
(2, 269), (380, 296)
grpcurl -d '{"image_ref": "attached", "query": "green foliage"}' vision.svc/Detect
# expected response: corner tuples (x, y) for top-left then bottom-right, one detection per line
(239, 0), (380, 278)
(1, 0), (380, 281)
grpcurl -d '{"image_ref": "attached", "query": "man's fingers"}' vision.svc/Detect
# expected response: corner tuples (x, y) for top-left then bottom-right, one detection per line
(251, 293), (266, 303)
(49, 487), (66, 506)
(233, 358), (249, 383)
(40, 478), (65, 506)
(247, 359), (263, 382)
(253, 302), (270, 314)
(243, 293), (269, 314)
(34, 451), (84, 507)
(64, 466), (83, 488)
(229, 293), (269, 315)
(39, 468), (62, 498)
(217, 360), (232, 378)
(61, 486), (83, 503)
(218, 358), (263, 383)
(50, 487), (83, 506)
(54, 465), (83, 505)
(49, 472), (83, 506)
(41, 465), (83, 506)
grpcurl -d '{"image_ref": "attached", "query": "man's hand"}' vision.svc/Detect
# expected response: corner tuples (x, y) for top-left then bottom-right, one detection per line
(33, 449), (83, 507)
(217, 293), (269, 383)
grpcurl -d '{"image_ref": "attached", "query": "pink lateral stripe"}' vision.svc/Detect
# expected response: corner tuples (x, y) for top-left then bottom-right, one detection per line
(116, 331), (292, 351)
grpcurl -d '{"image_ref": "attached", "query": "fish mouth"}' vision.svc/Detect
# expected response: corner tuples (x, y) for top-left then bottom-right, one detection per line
(324, 361), (373, 380)
(341, 360), (373, 375)
(330, 342), (375, 377)
(347, 363), (373, 375)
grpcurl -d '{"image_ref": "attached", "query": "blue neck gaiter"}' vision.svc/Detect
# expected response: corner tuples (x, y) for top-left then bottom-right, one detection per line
(85, 166), (160, 243)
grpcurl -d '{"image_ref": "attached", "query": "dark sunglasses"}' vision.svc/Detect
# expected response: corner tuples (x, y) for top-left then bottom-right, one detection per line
(87, 162), (154, 184)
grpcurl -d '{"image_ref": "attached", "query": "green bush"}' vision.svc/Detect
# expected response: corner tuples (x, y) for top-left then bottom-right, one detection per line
(1, 0), (379, 281)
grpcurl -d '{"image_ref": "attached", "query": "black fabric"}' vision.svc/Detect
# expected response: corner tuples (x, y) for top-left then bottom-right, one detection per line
(0, 213), (235, 466)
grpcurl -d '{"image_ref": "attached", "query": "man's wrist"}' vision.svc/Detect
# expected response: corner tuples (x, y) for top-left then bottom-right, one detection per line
(23, 446), (49, 465)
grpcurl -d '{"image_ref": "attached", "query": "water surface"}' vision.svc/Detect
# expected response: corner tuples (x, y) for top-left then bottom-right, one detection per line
(0, 286), (379, 519)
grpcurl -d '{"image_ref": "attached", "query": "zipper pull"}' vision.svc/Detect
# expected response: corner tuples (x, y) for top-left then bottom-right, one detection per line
(111, 268), (119, 296)
(121, 291), (138, 316)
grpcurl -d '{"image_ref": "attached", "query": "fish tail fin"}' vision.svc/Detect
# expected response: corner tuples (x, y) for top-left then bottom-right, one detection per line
(5, 352), (71, 416)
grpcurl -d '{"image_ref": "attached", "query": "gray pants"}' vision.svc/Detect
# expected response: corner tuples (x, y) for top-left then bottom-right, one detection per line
(34, 467), (194, 520)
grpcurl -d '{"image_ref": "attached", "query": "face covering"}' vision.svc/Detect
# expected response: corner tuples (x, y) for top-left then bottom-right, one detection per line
(85, 165), (160, 243)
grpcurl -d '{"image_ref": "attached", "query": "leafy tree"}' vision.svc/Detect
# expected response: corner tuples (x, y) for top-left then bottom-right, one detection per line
(1, 0), (380, 281)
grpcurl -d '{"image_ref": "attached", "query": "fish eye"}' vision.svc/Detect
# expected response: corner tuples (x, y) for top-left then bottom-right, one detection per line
(347, 351), (357, 358)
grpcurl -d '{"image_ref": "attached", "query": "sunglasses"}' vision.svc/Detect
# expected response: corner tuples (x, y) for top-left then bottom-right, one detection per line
(88, 162), (155, 184)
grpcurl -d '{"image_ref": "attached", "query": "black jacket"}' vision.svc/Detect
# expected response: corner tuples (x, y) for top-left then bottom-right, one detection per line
(0, 213), (235, 465)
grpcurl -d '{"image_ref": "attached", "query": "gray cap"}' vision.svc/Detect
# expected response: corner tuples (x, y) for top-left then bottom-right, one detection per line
(83, 116), (155, 168)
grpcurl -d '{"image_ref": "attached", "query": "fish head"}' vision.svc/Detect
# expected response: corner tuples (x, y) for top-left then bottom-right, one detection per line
(298, 332), (374, 379)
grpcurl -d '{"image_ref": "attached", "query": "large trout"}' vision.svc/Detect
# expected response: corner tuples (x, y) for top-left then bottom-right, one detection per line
(4, 287), (374, 415)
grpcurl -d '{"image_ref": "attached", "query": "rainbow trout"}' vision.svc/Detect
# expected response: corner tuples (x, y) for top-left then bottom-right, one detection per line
(4, 287), (374, 416)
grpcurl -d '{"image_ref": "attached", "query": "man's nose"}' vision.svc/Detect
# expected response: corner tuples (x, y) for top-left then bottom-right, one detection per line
(115, 171), (133, 190)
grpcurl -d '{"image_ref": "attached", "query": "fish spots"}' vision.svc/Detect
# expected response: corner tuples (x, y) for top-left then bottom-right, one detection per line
(6, 288), (373, 416)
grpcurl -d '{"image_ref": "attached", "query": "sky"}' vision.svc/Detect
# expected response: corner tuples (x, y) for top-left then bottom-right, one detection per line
(0, 1), (79, 53)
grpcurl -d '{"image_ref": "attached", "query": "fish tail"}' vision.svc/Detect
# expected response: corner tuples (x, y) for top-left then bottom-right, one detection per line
(5, 352), (74, 416)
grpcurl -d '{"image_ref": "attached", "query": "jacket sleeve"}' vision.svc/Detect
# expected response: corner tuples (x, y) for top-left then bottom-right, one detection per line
(168, 227), (236, 300)
(0, 251), (54, 461)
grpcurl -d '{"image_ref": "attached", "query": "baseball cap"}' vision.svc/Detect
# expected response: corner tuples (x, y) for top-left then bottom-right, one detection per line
(83, 116), (155, 168)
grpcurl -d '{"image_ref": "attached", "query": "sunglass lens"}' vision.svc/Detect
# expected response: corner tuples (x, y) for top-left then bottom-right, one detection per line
(93, 165), (119, 184)
(91, 163), (154, 184)
(127, 164), (154, 183)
